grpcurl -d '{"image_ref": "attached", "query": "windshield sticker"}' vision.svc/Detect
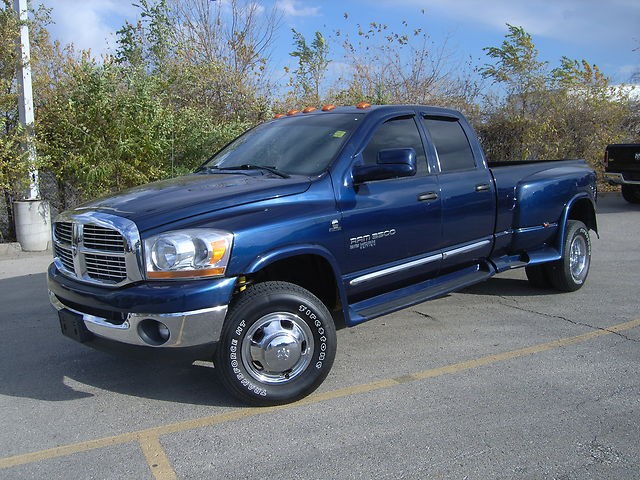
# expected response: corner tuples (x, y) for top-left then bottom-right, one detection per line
(332, 130), (346, 138)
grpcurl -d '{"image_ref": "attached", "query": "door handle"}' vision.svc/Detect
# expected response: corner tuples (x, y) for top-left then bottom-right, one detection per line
(418, 192), (438, 201)
(475, 183), (490, 192)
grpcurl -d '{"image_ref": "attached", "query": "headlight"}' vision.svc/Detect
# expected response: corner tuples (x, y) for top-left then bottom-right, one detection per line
(144, 229), (233, 279)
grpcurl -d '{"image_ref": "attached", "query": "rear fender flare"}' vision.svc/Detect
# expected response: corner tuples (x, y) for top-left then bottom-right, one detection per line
(556, 194), (598, 256)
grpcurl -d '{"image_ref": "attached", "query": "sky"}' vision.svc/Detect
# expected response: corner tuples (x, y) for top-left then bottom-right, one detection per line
(36, 0), (640, 86)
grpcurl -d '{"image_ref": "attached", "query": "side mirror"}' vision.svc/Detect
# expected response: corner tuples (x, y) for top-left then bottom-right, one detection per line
(353, 147), (417, 184)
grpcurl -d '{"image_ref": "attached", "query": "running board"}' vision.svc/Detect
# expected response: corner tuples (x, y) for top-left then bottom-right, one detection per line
(347, 263), (495, 326)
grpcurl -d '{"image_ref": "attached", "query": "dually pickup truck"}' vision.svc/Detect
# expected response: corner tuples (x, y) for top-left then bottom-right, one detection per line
(48, 104), (598, 405)
(604, 143), (640, 203)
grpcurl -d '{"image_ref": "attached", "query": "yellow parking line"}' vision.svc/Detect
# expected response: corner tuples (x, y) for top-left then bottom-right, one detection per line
(1, 318), (638, 475)
(139, 435), (177, 480)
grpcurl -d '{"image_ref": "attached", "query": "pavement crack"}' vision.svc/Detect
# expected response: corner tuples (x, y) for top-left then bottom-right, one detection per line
(413, 310), (436, 321)
(496, 302), (639, 343)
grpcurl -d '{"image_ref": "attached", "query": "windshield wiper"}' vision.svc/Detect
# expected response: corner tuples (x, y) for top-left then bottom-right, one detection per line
(197, 164), (290, 178)
(218, 164), (290, 178)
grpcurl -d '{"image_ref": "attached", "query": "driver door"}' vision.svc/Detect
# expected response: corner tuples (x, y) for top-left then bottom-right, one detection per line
(339, 115), (443, 297)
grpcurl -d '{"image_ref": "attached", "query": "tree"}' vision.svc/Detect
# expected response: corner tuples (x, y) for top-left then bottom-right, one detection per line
(477, 24), (636, 185)
(35, 0), (256, 209)
(168, 0), (281, 122)
(548, 57), (635, 179)
(0, 1), (24, 198)
(480, 24), (547, 102)
(478, 24), (551, 160)
(0, 1), (51, 240)
(289, 29), (330, 106)
(326, 13), (480, 114)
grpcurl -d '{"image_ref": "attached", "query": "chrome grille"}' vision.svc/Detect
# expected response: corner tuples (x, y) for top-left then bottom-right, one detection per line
(55, 222), (73, 245)
(85, 253), (127, 281)
(83, 225), (126, 252)
(52, 212), (142, 287)
(54, 244), (74, 272)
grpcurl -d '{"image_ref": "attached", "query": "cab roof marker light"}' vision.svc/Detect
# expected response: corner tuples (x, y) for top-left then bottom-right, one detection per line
(356, 101), (371, 109)
(302, 107), (317, 113)
(321, 104), (336, 111)
(287, 109), (300, 116)
(273, 113), (285, 119)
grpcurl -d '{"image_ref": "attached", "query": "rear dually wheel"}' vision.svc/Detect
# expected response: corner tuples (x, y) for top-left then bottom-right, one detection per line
(546, 220), (591, 292)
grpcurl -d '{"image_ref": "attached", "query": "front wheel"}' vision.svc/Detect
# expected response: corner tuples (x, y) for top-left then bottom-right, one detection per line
(547, 220), (591, 292)
(215, 281), (336, 406)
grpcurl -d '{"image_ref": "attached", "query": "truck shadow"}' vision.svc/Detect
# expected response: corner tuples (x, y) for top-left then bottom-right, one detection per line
(2, 272), (554, 406)
(459, 277), (558, 297)
(0, 273), (244, 408)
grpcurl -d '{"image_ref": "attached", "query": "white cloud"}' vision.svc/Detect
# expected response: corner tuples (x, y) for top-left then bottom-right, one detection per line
(618, 64), (640, 82)
(275, 0), (320, 17)
(39, 0), (138, 57)
(385, 0), (640, 47)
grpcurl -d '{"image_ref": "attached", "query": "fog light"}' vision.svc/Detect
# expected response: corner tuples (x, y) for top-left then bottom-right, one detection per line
(158, 322), (170, 341)
(138, 319), (171, 346)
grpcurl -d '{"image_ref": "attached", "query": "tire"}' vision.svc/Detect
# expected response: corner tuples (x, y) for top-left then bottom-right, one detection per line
(525, 264), (551, 289)
(621, 185), (640, 204)
(547, 220), (591, 292)
(215, 281), (336, 406)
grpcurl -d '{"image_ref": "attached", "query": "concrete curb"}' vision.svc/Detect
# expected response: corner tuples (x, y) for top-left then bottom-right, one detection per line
(0, 242), (22, 256)
(0, 243), (52, 279)
(0, 242), (51, 260)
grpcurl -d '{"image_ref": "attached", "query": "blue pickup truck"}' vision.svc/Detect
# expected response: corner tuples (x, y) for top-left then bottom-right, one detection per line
(48, 104), (597, 405)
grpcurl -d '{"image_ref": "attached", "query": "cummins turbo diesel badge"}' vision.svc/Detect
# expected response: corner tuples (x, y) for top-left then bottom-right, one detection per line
(349, 229), (396, 250)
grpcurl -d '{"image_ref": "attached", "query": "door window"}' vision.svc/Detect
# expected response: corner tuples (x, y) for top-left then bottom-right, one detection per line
(423, 117), (476, 173)
(362, 116), (428, 174)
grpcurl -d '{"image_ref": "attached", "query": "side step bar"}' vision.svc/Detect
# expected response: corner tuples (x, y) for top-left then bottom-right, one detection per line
(347, 263), (495, 326)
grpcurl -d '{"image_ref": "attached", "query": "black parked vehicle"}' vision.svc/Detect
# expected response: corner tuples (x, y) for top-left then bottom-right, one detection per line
(604, 144), (640, 203)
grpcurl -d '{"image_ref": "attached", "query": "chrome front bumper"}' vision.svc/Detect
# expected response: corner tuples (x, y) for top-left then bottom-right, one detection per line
(49, 291), (228, 348)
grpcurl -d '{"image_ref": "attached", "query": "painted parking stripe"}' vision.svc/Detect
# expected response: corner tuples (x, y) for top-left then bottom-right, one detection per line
(139, 435), (177, 480)
(0, 318), (638, 478)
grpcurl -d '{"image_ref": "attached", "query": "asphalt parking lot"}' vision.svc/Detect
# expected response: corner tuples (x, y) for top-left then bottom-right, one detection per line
(0, 193), (638, 480)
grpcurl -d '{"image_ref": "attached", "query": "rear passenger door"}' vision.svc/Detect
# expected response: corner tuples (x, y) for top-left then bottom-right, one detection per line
(421, 115), (496, 271)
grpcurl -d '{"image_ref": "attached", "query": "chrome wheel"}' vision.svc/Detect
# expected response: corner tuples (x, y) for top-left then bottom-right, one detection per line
(569, 235), (588, 283)
(217, 281), (337, 406)
(547, 220), (591, 292)
(241, 312), (314, 385)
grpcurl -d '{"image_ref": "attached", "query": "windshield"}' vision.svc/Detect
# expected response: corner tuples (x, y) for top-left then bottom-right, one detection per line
(201, 113), (362, 176)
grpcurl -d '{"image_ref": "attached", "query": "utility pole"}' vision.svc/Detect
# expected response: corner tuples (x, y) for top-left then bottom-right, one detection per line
(13, 0), (49, 252)
(14, 0), (39, 200)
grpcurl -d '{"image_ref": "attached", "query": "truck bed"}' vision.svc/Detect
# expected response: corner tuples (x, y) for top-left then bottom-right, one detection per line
(488, 159), (595, 257)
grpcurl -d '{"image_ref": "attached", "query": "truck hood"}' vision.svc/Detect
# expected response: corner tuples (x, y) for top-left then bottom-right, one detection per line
(75, 173), (312, 232)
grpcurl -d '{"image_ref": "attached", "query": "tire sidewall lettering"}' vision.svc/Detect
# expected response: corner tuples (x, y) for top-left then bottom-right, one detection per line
(299, 303), (328, 370)
(225, 299), (331, 399)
